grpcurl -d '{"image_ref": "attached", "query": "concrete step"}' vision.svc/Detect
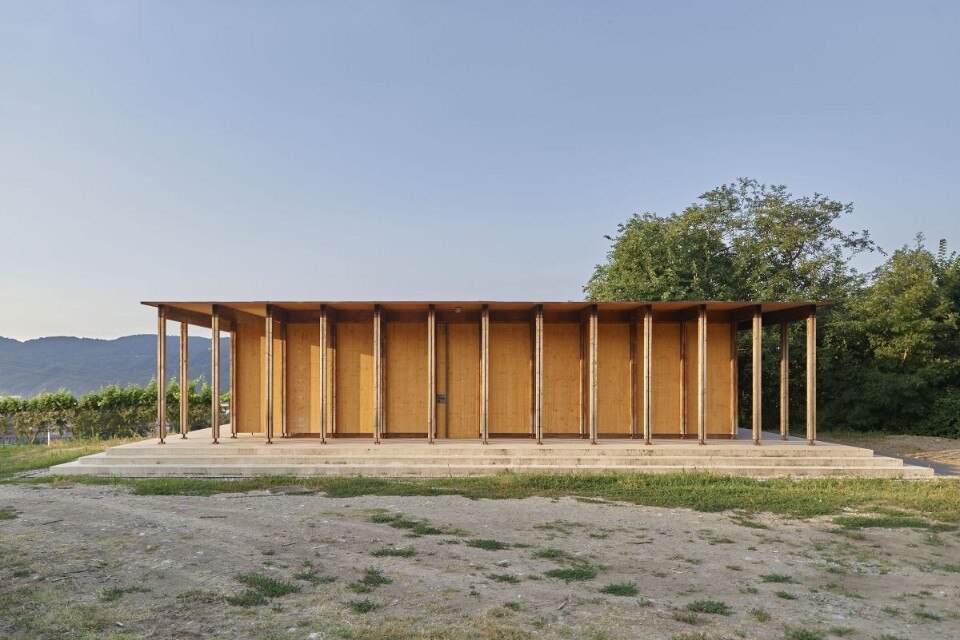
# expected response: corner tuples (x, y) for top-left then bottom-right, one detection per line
(51, 460), (935, 479)
(103, 444), (876, 458)
(79, 454), (907, 468)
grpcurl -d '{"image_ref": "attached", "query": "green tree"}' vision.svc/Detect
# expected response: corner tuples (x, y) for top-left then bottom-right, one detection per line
(824, 236), (960, 435)
(585, 178), (874, 302)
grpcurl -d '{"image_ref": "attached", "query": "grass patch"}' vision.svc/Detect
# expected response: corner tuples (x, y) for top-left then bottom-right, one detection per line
(466, 538), (510, 551)
(21, 472), (960, 522)
(99, 586), (148, 602)
(749, 607), (771, 622)
(759, 573), (796, 584)
(371, 546), (417, 558)
(672, 612), (702, 625)
(293, 570), (336, 584)
(684, 600), (731, 615)
(369, 512), (450, 536)
(544, 566), (597, 581)
(599, 582), (638, 596)
(0, 507), (18, 520)
(347, 568), (393, 593)
(234, 572), (300, 598)
(487, 573), (521, 583)
(913, 608), (942, 621)
(834, 514), (956, 530)
(785, 630), (825, 640)
(533, 547), (577, 562)
(225, 588), (267, 607)
(0, 437), (139, 479)
(775, 590), (798, 600)
(347, 598), (379, 614)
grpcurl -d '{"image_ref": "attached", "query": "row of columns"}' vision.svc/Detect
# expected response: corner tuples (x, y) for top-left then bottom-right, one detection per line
(156, 304), (818, 446)
(155, 305), (236, 444)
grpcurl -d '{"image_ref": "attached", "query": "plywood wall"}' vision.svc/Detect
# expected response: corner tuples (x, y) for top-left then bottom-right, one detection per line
(651, 321), (682, 435)
(542, 323), (580, 434)
(335, 322), (374, 435)
(286, 323), (320, 435)
(441, 322), (480, 438)
(235, 320), (264, 434)
(272, 321), (284, 436)
(489, 322), (532, 435)
(385, 321), (428, 435)
(706, 320), (733, 435)
(597, 323), (632, 435)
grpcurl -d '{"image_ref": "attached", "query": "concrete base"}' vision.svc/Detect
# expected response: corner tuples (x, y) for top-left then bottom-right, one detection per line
(49, 426), (935, 478)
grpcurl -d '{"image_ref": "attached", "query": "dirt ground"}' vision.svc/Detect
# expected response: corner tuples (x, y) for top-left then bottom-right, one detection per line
(2, 482), (959, 640)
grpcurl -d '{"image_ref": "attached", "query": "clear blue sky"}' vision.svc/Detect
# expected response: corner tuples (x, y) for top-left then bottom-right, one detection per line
(1, 1), (957, 340)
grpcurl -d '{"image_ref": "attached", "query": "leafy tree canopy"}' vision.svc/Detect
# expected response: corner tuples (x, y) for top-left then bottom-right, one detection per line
(585, 178), (875, 302)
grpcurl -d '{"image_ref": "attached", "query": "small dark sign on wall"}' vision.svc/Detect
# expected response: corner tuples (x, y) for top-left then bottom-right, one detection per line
(436, 394), (447, 404)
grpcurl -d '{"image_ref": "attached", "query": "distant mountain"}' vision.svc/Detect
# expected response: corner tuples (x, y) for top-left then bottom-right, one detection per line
(0, 335), (230, 398)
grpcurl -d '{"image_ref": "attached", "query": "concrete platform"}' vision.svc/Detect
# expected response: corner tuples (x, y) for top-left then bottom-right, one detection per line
(49, 427), (935, 478)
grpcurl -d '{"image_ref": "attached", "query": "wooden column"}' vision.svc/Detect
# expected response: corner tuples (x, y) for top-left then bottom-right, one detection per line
(629, 312), (638, 439)
(265, 307), (274, 444)
(211, 306), (220, 444)
(157, 306), (167, 444)
(427, 305), (436, 444)
(697, 304), (707, 445)
(533, 305), (543, 444)
(751, 305), (762, 445)
(179, 322), (189, 438)
(579, 318), (587, 438)
(806, 307), (817, 445)
(780, 322), (789, 440)
(330, 313), (337, 436)
(679, 319), (687, 437)
(588, 304), (598, 445)
(643, 305), (652, 445)
(480, 304), (489, 444)
(229, 327), (237, 438)
(373, 305), (383, 444)
(318, 305), (328, 444)
(730, 322), (738, 438)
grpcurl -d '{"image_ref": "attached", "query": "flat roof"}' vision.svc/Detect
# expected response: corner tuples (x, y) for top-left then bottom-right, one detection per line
(143, 300), (828, 322)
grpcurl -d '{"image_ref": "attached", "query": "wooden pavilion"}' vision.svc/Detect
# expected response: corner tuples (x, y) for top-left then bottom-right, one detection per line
(144, 301), (824, 446)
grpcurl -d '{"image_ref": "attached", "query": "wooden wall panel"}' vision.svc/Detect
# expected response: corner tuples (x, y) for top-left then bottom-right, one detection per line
(489, 322), (532, 435)
(335, 322), (374, 435)
(444, 323), (479, 438)
(651, 321), (682, 435)
(385, 321), (428, 434)
(542, 323), (580, 434)
(683, 321), (698, 436)
(706, 320), (733, 435)
(272, 322), (284, 436)
(286, 323), (320, 434)
(597, 323), (632, 434)
(235, 320), (264, 433)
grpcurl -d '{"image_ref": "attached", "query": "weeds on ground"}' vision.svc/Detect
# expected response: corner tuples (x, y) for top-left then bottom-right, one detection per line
(749, 607), (771, 622)
(775, 590), (798, 600)
(466, 539), (510, 551)
(487, 573), (521, 583)
(685, 600), (731, 615)
(544, 566), (598, 581)
(99, 586), (149, 602)
(347, 568), (393, 594)
(672, 612), (702, 625)
(293, 570), (337, 584)
(371, 546), (417, 557)
(760, 573), (796, 584)
(599, 582), (638, 596)
(0, 507), (17, 520)
(26, 472), (960, 523)
(348, 599), (379, 613)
